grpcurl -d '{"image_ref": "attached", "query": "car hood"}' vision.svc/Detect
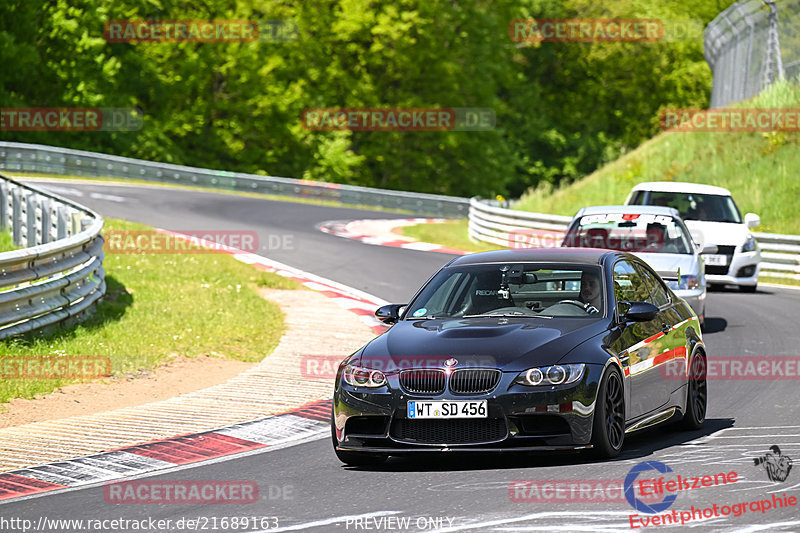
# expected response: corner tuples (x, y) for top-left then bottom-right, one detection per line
(632, 252), (701, 276)
(684, 220), (749, 247)
(357, 317), (608, 372)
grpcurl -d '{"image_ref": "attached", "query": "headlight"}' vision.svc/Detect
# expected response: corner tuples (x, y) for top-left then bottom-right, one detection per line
(742, 236), (758, 253)
(343, 365), (387, 388)
(667, 275), (699, 291)
(514, 364), (585, 387)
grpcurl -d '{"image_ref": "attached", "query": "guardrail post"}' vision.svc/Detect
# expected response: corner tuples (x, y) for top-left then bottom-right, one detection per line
(26, 192), (38, 247)
(56, 205), (69, 240)
(0, 182), (8, 230)
(40, 198), (52, 244)
(70, 211), (82, 236)
(11, 187), (21, 245)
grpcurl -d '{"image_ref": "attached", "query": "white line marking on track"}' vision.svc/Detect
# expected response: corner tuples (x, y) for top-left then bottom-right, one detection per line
(731, 520), (800, 532)
(425, 511), (634, 533)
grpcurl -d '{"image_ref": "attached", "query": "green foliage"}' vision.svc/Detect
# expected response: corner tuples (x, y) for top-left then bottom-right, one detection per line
(0, 0), (736, 197)
(516, 78), (800, 234)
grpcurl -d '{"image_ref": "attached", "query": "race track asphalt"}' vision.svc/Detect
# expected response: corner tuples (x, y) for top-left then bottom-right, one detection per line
(5, 180), (800, 533)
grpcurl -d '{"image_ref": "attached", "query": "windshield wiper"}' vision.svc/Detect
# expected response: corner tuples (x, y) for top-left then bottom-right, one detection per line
(463, 313), (548, 318)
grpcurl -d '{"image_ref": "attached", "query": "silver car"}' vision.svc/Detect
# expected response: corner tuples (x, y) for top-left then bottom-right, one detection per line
(562, 205), (715, 327)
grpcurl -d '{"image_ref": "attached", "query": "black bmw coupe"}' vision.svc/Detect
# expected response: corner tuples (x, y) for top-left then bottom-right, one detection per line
(332, 249), (707, 465)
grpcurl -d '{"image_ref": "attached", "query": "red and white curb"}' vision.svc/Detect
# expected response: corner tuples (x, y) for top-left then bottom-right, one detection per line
(319, 218), (472, 255)
(0, 400), (331, 502)
(0, 231), (389, 503)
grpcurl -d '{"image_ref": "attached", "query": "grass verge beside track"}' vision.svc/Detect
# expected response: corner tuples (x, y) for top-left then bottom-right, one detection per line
(400, 219), (502, 253)
(0, 218), (300, 404)
(0, 230), (15, 252)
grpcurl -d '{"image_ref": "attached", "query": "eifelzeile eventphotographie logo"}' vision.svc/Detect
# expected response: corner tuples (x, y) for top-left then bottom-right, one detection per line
(624, 460), (798, 529)
(754, 445), (793, 483)
(0, 108), (143, 131)
(301, 108), (495, 132)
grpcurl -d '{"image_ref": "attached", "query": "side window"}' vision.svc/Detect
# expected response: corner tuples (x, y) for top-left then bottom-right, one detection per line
(635, 263), (670, 308)
(612, 260), (652, 310)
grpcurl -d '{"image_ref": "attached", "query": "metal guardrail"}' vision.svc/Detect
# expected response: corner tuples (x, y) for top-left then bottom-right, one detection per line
(0, 173), (105, 340)
(468, 197), (800, 281)
(0, 142), (470, 217)
(705, 0), (800, 108)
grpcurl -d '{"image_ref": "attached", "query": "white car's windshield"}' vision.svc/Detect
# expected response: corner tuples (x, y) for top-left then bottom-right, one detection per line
(563, 213), (694, 255)
(405, 264), (605, 319)
(631, 191), (742, 223)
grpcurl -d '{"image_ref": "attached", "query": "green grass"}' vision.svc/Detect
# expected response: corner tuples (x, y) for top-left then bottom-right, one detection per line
(399, 219), (503, 252)
(0, 229), (15, 252)
(11, 172), (414, 215)
(0, 217), (300, 404)
(515, 79), (800, 235)
(761, 276), (800, 287)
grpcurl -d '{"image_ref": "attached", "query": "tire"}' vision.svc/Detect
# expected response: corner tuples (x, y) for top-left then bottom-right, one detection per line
(679, 352), (707, 430)
(590, 366), (625, 458)
(740, 284), (757, 293)
(331, 414), (387, 466)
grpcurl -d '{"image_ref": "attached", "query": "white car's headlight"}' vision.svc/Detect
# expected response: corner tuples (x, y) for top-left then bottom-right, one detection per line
(343, 365), (387, 387)
(514, 364), (585, 386)
(742, 236), (758, 253)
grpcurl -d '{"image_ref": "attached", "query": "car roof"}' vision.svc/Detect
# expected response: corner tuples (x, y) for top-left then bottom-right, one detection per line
(631, 181), (732, 196)
(448, 248), (615, 266)
(574, 204), (680, 218)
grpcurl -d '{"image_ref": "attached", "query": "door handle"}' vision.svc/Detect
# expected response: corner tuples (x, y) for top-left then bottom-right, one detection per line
(661, 324), (670, 333)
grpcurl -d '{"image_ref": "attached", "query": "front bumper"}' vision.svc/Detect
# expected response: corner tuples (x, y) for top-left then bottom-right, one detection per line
(673, 288), (705, 318)
(332, 365), (604, 453)
(704, 250), (760, 287)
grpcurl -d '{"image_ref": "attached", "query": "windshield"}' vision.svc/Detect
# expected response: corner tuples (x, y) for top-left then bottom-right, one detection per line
(405, 263), (604, 319)
(563, 213), (694, 254)
(632, 191), (742, 223)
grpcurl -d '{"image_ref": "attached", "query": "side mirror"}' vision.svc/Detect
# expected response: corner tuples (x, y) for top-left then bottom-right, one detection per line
(689, 229), (705, 251)
(744, 213), (760, 229)
(375, 304), (405, 324)
(701, 244), (718, 254)
(620, 301), (659, 322)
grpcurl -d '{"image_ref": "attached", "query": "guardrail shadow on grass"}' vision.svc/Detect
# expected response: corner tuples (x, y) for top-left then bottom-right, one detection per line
(1, 274), (132, 345)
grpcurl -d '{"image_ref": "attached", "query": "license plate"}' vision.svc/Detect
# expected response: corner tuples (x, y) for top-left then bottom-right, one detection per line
(704, 254), (728, 266)
(407, 400), (487, 419)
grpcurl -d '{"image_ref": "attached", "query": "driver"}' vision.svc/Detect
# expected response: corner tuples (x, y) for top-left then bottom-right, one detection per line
(579, 271), (602, 314)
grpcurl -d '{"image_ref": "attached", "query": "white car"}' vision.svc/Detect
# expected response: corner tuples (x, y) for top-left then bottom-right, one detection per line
(562, 205), (711, 326)
(625, 182), (761, 292)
